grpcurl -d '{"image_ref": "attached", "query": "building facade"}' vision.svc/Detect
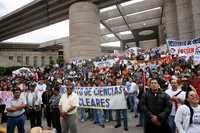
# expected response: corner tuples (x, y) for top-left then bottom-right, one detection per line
(0, 43), (61, 67)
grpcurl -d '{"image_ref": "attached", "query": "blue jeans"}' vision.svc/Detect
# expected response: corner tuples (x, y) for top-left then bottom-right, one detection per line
(139, 112), (145, 126)
(168, 115), (176, 133)
(104, 110), (113, 122)
(94, 109), (104, 125)
(128, 95), (134, 111)
(7, 114), (25, 133)
(88, 109), (94, 120)
(116, 109), (128, 129)
(128, 95), (138, 115)
(79, 108), (86, 121)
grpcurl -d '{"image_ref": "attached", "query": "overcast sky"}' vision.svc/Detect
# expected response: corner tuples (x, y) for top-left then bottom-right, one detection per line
(0, 0), (69, 43)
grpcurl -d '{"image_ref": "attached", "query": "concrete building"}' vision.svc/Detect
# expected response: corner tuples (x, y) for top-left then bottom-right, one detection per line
(0, 37), (121, 67)
(0, 42), (61, 67)
(164, 0), (200, 40)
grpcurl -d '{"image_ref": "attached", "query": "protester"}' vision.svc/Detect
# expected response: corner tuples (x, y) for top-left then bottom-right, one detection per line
(165, 79), (186, 133)
(114, 78), (129, 131)
(49, 86), (62, 133)
(42, 87), (53, 128)
(136, 81), (145, 127)
(26, 83), (37, 128)
(59, 82), (79, 133)
(126, 78), (139, 116)
(6, 87), (26, 133)
(189, 68), (200, 98)
(1, 45), (200, 133)
(93, 79), (105, 128)
(33, 87), (43, 127)
(141, 78), (172, 133)
(175, 89), (200, 133)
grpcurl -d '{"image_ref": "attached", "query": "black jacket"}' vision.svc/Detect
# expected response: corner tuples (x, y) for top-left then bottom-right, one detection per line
(141, 89), (172, 123)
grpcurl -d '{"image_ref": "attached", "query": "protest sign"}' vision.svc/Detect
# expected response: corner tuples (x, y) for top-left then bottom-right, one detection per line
(167, 38), (200, 64)
(93, 59), (115, 68)
(74, 86), (127, 109)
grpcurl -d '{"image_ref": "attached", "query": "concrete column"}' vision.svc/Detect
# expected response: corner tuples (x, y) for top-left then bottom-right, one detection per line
(191, 0), (200, 38)
(159, 25), (165, 45)
(68, 2), (101, 60)
(176, 0), (193, 40)
(30, 56), (34, 66)
(63, 38), (70, 63)
(164, 0), (179, 39)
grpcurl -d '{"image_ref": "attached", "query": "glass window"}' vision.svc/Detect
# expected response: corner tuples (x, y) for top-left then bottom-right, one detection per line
(17, 56), (23, 64)
(25, 56), (29, 65)
(9, 56), (13, 61)
(41, 56), (45, 66)
(58, 51), (63, 55)
(49, 56), (54, 65)
(33, 56), (38, 66)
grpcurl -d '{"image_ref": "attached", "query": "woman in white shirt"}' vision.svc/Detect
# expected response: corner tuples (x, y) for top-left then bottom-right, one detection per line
(175, 89), (200, 133)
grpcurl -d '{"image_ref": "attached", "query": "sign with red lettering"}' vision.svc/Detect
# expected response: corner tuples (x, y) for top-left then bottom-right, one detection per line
(167, 38), (200, 64)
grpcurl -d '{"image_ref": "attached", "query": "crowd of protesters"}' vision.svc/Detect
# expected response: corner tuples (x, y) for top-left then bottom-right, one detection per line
(0, 48), (200, 133)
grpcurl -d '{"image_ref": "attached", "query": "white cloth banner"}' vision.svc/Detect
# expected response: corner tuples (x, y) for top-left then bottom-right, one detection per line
(93, 60), (115, 68)
(167, 38), (200, 56)
(167, 38), (200, 64)
(74, 86), (127, 109)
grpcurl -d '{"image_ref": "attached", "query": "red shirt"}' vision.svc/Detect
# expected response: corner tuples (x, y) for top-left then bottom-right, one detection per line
(163, 74), (172, 81)
(189, 77), (200, 98)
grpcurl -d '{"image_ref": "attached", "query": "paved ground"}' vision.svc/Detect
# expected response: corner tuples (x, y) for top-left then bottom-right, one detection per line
(78, 116), (143, 133)
(1, 113), (143, 133)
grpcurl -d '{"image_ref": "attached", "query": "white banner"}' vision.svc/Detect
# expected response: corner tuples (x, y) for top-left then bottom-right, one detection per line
(167, 38), (200, 64)
(74, 86), (127, 109)
(93, 59), (115, 68)
(126, 47), (141, 56)
(167, 38), (200, 56)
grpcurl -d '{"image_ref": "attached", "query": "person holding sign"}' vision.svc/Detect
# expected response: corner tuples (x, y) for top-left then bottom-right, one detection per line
(59, 82), (79, 133)
(114, 78), (129, 131)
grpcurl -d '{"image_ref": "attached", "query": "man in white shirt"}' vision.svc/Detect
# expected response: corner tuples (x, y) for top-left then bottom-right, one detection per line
(26, 83), (38, 128)
(35, 80), (47, 99)
(127, 78), (139, 116)
(165, 79), (186, 133)
(35, 80), (46, 119)
(6, 87), (26, 133)
(59, 82), (79, 133)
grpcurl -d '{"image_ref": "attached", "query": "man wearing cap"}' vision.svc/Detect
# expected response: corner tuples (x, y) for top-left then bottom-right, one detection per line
(6, 87), (27, 133)
(59, 82), (79, 133)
